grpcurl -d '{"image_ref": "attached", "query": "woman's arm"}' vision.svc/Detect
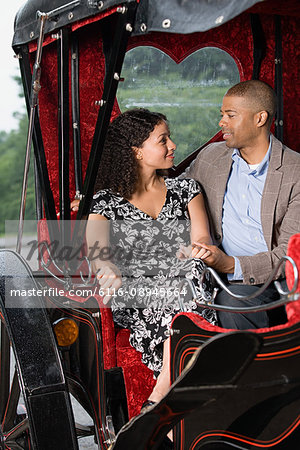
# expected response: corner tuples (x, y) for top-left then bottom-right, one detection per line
(86, 214), (110, 271)
(86, 213), (122, 303)
(187, 193), (212, 260)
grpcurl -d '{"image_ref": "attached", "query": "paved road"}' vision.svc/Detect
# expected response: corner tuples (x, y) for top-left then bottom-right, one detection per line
(6, 352), (98, 448)
(0, 234), (39, 270)
(70, 396), (98, 449)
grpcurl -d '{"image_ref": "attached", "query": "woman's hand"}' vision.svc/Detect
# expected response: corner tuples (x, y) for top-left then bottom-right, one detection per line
(176, 244), (192, 259)
(192, 242), (235, 273)
(190, 243), (211, 260)
(71, 199), (80, 211)
(96, 262), (122, 304)
(177, 243), (211, 260)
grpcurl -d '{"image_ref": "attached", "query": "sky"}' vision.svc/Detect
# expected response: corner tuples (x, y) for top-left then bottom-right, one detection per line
(0, 0), (27, 132)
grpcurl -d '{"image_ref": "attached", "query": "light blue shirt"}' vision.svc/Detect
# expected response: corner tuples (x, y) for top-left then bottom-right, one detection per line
(222, 138), (272, 281)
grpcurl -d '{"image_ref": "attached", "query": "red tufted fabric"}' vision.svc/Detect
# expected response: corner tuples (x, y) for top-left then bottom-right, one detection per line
(116, 329), (156, 419)
(286, 233), (300, 294)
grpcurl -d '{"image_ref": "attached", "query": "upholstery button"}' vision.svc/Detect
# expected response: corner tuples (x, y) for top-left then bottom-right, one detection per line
(249, 277), (255, 284)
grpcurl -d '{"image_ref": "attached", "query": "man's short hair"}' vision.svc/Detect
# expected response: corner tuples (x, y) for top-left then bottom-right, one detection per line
(226, 80), (277, 129)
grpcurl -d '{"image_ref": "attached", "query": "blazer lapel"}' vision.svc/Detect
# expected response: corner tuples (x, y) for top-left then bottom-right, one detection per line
(261, 136), (283, 250)
(214, 151), (233, 233)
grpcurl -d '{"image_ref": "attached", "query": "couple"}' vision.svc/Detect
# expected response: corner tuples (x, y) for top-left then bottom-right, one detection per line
(86, 80), (300, 408)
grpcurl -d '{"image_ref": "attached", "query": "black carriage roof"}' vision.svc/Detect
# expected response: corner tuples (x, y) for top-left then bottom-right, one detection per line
(13, 0), (263, 47)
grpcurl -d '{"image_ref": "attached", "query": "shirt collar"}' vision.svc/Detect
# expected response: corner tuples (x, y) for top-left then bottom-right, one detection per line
(231, 135), (272, 176)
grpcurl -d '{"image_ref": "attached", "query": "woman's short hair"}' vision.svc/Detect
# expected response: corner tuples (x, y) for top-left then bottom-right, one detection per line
(95, 108), (167, 198)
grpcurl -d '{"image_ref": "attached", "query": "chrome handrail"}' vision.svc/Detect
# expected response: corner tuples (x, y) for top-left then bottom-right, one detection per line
(181, 255), (299, 313)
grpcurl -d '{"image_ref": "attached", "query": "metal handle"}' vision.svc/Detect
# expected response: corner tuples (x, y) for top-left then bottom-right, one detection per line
(182, 255), (299, 313)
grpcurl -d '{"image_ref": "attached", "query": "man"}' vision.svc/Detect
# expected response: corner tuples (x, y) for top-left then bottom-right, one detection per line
(184, 80), (300, 329)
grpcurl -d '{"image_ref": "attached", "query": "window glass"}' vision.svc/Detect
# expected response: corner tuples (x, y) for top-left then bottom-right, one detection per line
(117, 46), (240, 165)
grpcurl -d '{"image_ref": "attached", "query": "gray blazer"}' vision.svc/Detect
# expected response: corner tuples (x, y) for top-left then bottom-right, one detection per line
(184, 135), (300, 284)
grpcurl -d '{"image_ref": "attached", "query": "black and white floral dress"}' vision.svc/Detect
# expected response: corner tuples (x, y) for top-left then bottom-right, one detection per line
(90, 178), (216, 377)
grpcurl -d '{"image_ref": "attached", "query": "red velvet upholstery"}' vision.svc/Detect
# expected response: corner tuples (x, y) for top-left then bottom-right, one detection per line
(286, 233), (300, 293)
(116, 329), (156, 419)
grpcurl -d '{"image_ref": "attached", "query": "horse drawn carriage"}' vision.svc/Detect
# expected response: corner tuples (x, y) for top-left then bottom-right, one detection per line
(1, 0), (300, 448)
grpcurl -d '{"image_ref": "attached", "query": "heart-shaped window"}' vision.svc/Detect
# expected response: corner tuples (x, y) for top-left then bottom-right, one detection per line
(117, 46), (240, 165)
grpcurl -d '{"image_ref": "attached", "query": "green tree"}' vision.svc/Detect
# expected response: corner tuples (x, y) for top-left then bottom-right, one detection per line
(0, 85), (35, 235)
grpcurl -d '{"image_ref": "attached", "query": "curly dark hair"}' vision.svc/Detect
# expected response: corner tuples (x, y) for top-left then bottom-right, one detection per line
(94, 108), (167, 198)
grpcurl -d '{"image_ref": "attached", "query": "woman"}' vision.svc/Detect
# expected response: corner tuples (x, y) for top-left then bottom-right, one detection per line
(86, 108), (216, 407)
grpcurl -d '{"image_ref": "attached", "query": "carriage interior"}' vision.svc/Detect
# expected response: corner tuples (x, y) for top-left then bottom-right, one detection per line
(1, 0), (300, 449)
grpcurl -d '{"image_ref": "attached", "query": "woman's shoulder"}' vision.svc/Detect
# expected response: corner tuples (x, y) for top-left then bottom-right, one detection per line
(165, 177), (202, 192)
(165, 177), (202, 206)
(91, 189), (123, 216)
(92, 188), (118, 201)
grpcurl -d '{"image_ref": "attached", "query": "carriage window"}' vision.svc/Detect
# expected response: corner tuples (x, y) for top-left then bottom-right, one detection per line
(117, 46), (240, 165)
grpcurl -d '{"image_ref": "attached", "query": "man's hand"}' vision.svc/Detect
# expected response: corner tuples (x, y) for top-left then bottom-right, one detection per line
(193, 242), (235, 274)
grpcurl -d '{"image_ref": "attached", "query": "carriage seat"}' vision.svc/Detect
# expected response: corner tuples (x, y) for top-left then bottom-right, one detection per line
(115, 233), (300, 418)
(37, 216), (300, 420)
